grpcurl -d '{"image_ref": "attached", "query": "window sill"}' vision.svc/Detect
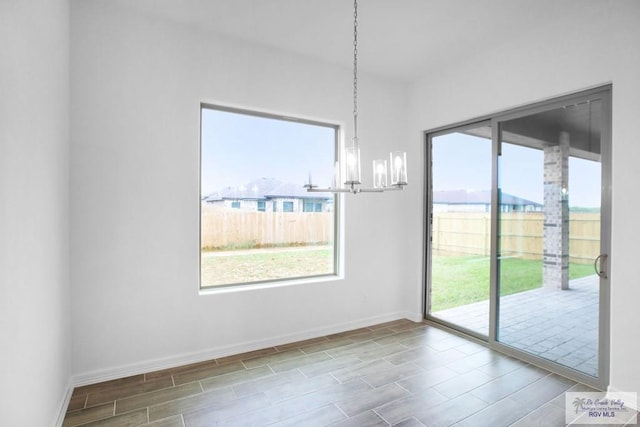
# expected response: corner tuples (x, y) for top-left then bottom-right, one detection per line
(198, 274), (343, 296)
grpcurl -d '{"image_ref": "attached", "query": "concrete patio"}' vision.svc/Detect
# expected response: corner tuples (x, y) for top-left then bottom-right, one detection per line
(431, 275), (599, 377)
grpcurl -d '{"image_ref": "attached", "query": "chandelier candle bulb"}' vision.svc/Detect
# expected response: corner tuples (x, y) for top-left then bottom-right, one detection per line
(373, 159), (388, 188)
(390, 151), (408, 186)
(344, 146), (361, 185)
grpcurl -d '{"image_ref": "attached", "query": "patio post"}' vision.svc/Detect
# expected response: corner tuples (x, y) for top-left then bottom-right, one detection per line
(543, 131), (570, 290)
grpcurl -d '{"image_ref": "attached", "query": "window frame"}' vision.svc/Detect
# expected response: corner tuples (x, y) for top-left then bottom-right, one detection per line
(303, 200), (325, 213)
(282, 201), (294, 212)
(199, 103), (341, 291)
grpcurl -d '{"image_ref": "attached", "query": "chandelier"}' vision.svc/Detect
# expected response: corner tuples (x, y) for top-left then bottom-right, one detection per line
(305, 0), (408, 194)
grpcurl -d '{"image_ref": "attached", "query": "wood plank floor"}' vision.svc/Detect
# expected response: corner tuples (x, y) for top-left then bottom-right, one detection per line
(63, 320), (631, 426)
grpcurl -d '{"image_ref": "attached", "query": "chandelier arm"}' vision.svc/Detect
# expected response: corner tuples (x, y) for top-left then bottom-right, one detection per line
(304, 186), (403, 194)
(305, 187), (353, 193)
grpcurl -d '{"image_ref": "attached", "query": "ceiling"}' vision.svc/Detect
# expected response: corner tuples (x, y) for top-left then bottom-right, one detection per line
(109, 0), (571, 82)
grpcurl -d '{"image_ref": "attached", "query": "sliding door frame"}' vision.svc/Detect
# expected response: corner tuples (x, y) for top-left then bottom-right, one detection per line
(424, 120), (492, 342)
(423, 85), (612, 390)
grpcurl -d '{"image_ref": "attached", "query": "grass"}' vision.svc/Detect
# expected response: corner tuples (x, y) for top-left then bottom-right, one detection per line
(431, 255), (595, 311)
(201, 246), (334, 287)
(202, 248), (595, 309)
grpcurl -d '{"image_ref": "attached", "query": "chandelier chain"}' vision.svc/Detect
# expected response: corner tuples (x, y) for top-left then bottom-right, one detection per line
(303, 0), (407, 194)
(353, 0), (358, 140)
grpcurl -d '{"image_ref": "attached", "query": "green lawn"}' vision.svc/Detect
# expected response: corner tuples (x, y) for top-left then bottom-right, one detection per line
(201, 246), (333, 287)
(431, 256), (595, 312)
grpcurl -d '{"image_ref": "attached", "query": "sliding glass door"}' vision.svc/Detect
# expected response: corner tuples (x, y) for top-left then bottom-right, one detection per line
(425, 86), (611, 388)
(428, 123), (492, 337)
(496, 98), (607, 379)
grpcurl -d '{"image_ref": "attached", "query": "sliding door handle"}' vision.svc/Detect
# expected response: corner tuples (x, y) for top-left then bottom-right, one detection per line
(594, 254), (608, 279)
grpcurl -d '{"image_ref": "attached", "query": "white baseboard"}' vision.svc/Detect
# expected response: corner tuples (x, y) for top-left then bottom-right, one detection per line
(70, 311), (423, 388)
(402, 311), (424, 323)
(54, 381), (74, 427)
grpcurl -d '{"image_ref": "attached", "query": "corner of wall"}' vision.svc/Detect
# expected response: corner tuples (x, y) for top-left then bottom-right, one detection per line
(54, 382), (74, 427)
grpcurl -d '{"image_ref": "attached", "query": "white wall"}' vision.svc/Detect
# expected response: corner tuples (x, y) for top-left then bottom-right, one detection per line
(70, 2), (412, 379)
(0, 0), (71, 425)
(405, 1), (640, 393)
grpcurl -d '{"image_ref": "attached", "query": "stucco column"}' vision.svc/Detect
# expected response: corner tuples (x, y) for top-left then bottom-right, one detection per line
(543, 131), (570, 290)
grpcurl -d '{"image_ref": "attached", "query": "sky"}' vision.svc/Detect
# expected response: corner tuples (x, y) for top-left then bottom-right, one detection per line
(202, 110), (601, 208)
(201, 108), (336, 196)
(432, 133), (601, 208)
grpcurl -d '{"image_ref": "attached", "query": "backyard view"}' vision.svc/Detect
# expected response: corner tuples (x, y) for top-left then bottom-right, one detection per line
(429, 96), (604, 378)
(430, 255), (594, 311)
(200, 106), (337, 288)
(430, 210), (600, 312)
(200, 205), (335, 287)
(201, 245), (332, 286)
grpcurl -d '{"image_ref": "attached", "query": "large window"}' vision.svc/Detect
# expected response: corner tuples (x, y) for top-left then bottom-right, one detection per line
(200, 105), (338, 288)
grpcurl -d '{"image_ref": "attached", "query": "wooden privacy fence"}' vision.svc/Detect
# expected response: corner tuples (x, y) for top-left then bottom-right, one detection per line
(432, 212), (600, 264)
(201, 207), (333, 250)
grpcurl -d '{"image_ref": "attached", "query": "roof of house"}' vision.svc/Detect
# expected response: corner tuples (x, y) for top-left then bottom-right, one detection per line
(433, 190), (542, 207)
(202, 177), (333, 202)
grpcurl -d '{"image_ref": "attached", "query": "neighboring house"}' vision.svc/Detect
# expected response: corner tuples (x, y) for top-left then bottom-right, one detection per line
(202, 177), (333, 213)
(433, 190), (543, 213)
